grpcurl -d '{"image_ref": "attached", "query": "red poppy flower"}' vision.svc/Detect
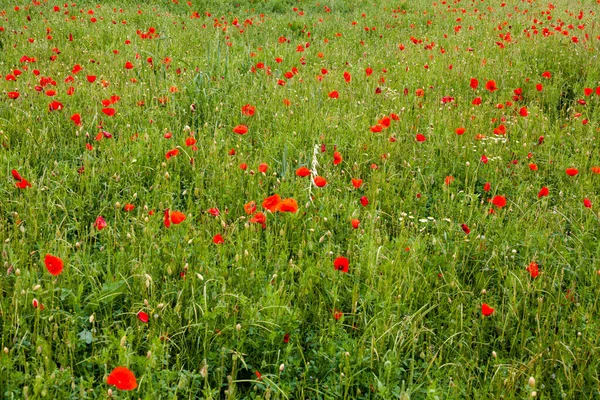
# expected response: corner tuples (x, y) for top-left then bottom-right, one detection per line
(480, 154), (489, 164)
(107, 367), (137, 391)
(351, 219), (360, 229)
(493, 124), (506, 135)
(333, 309), (343, 320)
(11, 169), (23, 182)
(470, 78), (478, 89)
(165, 149), (179, 159)
(343, 71), (351, 83)
(207, 208), (220, 217)
(123, 203), (135, 212)
(416, 134), (426, 142)
(538, 187), (549, 198)
(241, 104), (255, 116)
(483, 182), (491, 192)
(213, 234), (224, 244)
(86, 75), (96, 83)
(137, 311), (149, 323)
(296, 167), (310, 177)
(334, 256), (349, 273)
(124, 61), (134, 69)
(566, 168), (578, 176)
(94, 215), (107, 230)
(461, 224), (470, 235)
(592, 167), (600, 174)
(472, 97), (482, 105)
(277, 198), (298, 213)
(455, 127), (465, 135)
(262, 194), (282, 212)
(283, 333), (290, 343)
(185, 137), (196, 147)
(370, 125), (383, 133)
(249, 211), (266, 228)
(258, 163), (268, 173)
(49, 101), (63, 111)
(44, 254), (64, 276)
(163, 209), (171, 228)
(313, 176), (327, 187)
(485, 80), (498, 92)
(333, 151), (342, 165)
(328, 90), (339, 99)
(15, 179), (32, 189)
(529, 163), (538, 171)
(583, 198), (592, 208)
(101, 107), (116, 117)
(360, 196), (369, 206)
(527, 262), (539, 278)
(233, 125), (248, 135)
(541, 71), (551, 79)
(244, 201), (256, 215)
(170, 211), (186, 224)
(519, 107), (529, 117)
(67, 113), (81, 126)
(492, 195), (506, 208)
(351, 178), (363, 189)
(8, 91), (20, 99)
(444, 176), (455, 186)
(481, 303), (494, 316)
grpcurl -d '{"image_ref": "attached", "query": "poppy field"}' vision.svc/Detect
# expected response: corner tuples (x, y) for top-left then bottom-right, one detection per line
(2, 0), (600, 398)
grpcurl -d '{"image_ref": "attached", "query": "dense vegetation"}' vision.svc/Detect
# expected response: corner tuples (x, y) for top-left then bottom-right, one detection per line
(1, 0), (600, 398)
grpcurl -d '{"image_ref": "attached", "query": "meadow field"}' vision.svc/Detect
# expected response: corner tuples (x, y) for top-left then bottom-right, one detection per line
(1, 0), (600, 398)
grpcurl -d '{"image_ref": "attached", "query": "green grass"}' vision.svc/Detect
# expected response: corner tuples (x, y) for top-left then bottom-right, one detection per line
(1, 0), (600, 398)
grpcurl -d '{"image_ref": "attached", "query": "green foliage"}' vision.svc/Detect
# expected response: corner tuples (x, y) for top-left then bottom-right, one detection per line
(1, 0), (600, 398)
